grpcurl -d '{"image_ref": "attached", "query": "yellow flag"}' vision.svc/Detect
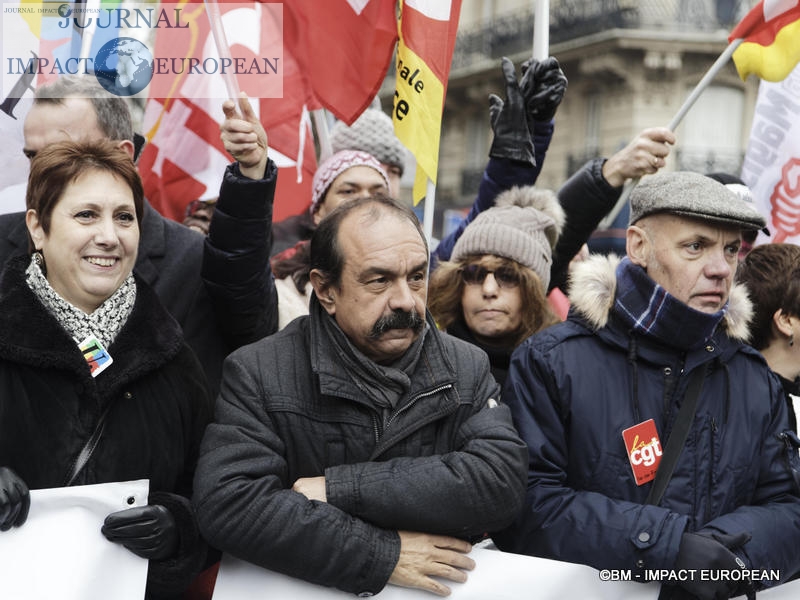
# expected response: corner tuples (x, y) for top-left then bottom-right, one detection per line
(392, 0), (462, 204)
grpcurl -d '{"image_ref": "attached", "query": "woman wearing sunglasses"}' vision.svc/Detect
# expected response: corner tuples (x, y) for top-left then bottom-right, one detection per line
(428, 187), (564, 386)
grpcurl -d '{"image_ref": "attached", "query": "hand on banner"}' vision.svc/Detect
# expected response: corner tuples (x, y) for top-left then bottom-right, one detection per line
(389, 531), (475, 597)
(101, 504), (179, 561)
(221, 93), (269, 181)
(519, 56), (568, 123)
(671, 530), (752, 600)
(0, 467), (29, 531)
(602, 127), (677, 188)
(292, 476), (327, 502)
(488, 57), (536, 167)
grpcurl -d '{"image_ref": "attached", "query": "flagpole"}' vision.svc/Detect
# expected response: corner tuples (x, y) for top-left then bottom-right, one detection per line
(597, 38), (744, 230)
(204, 0), (240, 100)
(78, 0), (100, 62)
(532, 0), (549, 60)
(423, 178), (435, 243)
(313, 109), (333, 162)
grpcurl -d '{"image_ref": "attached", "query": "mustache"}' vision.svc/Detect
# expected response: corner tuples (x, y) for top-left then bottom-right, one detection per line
(368, 309), (425, 339)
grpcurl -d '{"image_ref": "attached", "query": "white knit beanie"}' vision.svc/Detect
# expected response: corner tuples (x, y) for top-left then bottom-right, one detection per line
(451, 186), (565, 290)
(330, 108), (406, 175)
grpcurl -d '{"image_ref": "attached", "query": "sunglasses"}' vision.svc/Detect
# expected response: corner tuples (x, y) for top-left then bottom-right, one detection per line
(460, 264), (520, 288)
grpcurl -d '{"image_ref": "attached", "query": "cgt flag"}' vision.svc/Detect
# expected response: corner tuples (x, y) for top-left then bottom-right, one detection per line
(393, 0), (462, 204)
(728, 0), (800, 82)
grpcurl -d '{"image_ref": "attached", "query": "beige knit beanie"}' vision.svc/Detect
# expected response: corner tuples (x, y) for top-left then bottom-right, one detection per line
(451, 186), (565, 290)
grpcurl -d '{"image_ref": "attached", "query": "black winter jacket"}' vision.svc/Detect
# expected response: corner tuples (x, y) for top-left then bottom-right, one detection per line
(193, 297), (528, 596)
(0, 256), (214, 598)
(202, 160), (279, 349)
(0, 200), (274, 396)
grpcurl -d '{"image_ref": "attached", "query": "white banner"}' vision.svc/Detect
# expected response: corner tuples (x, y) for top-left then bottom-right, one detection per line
(740, 63), (800, 245)
(211, 545), (800, 600)
(0, 479), (150, 600)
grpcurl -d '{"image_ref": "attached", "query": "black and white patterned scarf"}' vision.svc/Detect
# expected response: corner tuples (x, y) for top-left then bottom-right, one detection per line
(25, 257), (136, 349)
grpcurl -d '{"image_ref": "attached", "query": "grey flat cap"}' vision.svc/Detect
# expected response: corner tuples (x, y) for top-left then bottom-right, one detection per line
(629, 171), (766, 231)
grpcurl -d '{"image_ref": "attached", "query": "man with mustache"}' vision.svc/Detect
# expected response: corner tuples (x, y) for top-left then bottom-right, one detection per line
(193, 195), (527, 597)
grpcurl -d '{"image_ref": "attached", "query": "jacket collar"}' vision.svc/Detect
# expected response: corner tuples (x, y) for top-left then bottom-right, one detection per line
(0, 255), (184, 393)
(307, 292), (457, 404)
(131, 201), (165, 286)
(568, 254), (752, 343)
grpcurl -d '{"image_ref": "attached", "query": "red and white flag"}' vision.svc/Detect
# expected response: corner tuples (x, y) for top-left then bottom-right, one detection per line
(142, 0), (399, 223)
(733, 2), (800, 243)
(740, 63), (800, 244)
(139, 1), (319, 222)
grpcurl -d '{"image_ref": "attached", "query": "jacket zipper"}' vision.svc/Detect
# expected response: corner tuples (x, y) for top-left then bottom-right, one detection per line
(384, 383), (454, 430)
(372, 383), (454, 447)
(371, 413), (380, 445)
(368, 383), (455, 450)
(705, 417), (717, 525)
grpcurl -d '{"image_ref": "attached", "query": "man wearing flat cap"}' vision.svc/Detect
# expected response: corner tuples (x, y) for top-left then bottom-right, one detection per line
(493, 171), (800, 599)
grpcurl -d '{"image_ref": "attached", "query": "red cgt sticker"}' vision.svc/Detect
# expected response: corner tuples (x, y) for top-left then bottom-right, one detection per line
(622, 419), (663, 486)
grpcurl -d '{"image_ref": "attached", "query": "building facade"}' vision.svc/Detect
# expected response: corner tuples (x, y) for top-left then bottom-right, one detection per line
(382, 0), (760, 238)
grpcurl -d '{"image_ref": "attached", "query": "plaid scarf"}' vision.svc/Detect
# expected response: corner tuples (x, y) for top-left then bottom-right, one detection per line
(613, 257), (726, 351)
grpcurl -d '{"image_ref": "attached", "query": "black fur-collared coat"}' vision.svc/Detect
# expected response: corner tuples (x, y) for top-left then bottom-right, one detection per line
(0, 255), (213, 598)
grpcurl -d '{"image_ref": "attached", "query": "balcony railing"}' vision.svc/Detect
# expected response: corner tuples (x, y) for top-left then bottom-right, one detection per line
(452, 0), (753, 71)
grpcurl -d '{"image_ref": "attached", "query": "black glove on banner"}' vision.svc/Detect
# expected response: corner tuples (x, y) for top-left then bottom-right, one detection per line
(0, 466), (30, 531)
(102, 504), (179, 561)
(670, 531), (752, 600)
(519, 56), (568, 123)
(488, 56), (536, 167)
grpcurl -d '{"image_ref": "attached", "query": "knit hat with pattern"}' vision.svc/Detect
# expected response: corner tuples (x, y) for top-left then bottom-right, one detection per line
(451, 186), (565, 290)
(330, 109), (406, 175)
(310, 150), (390, 214)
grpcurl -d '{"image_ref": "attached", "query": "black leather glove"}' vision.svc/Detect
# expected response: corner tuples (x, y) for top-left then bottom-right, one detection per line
(519, 56), (568, 123)
(102, 504), (179, 561)
(671, 531), (752, 599)
(488, 56), (536, 167)
(0, 466), (30, 531)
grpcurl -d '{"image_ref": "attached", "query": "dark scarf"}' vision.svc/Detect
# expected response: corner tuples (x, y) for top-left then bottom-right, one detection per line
(613, 257), (727, 351)
(448, 317), (511, 386)
(316, 295), (428, 410)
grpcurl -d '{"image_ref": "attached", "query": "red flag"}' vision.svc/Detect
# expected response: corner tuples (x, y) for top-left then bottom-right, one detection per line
(281, 0), (398, 125)
(254, 0), (398, 219)
(728, 0), (800, 81)
(140, 1), (399, 223)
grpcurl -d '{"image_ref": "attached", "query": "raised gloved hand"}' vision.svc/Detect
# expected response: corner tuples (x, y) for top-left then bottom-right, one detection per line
(519, 56), (568, 123)
(102, 504), (179, 561)
(488, 57), (536, 167)
(0, 467), (30, 531)
(671, 530), (752, 599)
